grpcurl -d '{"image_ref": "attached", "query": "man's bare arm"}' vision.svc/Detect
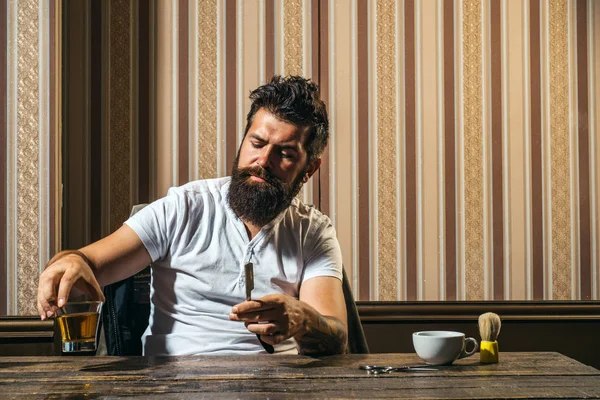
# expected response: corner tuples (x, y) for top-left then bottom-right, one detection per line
(295, 276), (348, 356)
(229, 275), (348, 356)
(37, 224), (151, 319)
(294, 312), (347, 356)
(79, 224), (152, 286)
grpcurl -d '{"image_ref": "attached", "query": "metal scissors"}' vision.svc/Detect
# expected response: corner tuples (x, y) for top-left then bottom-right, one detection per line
(359, 365), (437, 374)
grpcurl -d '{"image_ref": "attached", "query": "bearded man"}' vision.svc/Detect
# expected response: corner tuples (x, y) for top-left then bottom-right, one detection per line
(37, 76), (347, 357)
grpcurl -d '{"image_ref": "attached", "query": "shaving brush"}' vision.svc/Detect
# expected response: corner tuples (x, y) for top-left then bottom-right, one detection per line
(478, 312), (501, 363)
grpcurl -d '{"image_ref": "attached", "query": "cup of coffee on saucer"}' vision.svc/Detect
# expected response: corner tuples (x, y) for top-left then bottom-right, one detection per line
(412, 331), (478, 365)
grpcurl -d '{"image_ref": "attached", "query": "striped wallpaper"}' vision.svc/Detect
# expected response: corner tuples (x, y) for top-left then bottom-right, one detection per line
(1, 0), (600, 315)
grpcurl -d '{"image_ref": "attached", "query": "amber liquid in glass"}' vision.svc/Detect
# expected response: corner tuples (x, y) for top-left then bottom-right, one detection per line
(57, 312), (99, 344)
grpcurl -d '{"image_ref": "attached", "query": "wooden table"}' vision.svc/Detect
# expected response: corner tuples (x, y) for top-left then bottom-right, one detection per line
(0, 352), (598, 399)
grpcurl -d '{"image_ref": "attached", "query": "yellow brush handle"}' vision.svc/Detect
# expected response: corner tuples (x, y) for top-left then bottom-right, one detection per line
(480, 340), (499, 364)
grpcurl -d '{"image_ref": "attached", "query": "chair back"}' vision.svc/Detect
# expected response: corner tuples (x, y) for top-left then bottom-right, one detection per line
(342, 268), (369, 354)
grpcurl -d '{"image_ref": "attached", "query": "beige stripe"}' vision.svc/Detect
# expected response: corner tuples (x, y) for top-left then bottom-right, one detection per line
(52, 0), (63, 257)
(282, 0), (311, 203)
(368, 0), (378, 299)
(593, 0), (600, 299)
(302, 0), (311, 77)
(241, 0), (261, 138)
(540, 0), (552, 299)
(506, 0), (527, 300)
(395, 0), (405, 300)
(16, 0), (40, 315)
(327, 0), (336, 226)
(481, 0), (492, 300)
(39, 0), (50, 272)
(376, 0), (397, 301)
(283, 0), (303, 75)
(197, 0), (219, 179)
(236, 0), (244, 146)
(419, 0), (440, 300)
(462, 0), (484, 301)
(330, 0), (354, 279)
(455, 0), (466, 299)
(548, 0), (571, 300)
(501, 0), (510, 300)
(301, 0), (313, 205)
(7, 0), (17, 313)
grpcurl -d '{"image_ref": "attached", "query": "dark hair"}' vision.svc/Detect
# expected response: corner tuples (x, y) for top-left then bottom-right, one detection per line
(244, 75), (329, 163)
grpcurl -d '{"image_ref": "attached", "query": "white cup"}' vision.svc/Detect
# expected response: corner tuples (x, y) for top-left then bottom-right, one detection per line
(412, 331), (478, 365)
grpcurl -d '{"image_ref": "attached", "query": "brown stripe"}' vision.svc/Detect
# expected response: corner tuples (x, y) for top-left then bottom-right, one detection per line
(317, 0), (329, 215)
(491, 0), (504, 300)
(225, 0), (237, 172)
(443, 0), (457, 301)
(311, 0), (318, 80)
(138, 1), (150, 203)
(310, 0), (320, 207)
(530, 0), (544, 300)
(265, 0), (275, 81)
(0, 0), (7, 314)
(357, 0), (369, 301)
(90, 0), (102, 242)
(405, 0), (417, 301)
(576, 0), (591, 300)
(178, 0), (189, 185)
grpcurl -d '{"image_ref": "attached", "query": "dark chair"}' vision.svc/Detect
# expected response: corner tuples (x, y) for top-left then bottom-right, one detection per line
(100, 205), (369, 355)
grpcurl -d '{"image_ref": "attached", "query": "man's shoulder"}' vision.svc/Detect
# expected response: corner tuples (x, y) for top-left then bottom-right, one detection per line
(286, 198), (332, 227)
(170, 177), (231, 199)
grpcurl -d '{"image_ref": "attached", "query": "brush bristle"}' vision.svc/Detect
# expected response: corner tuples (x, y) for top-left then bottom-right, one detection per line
(478, 312), (501, 341)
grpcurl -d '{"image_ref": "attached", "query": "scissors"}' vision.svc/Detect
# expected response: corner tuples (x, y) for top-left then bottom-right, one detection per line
(359, 365), (437, 374)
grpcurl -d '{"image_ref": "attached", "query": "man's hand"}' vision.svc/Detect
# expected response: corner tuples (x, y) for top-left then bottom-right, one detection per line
(37, 252), (105, 321)
(229, 294), (306, 345)
(229, 292), (347, 356)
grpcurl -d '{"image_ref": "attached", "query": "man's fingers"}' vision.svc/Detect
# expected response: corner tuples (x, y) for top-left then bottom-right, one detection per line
(232, 300), (276, 314)
(230, 309), (280, 323)
(37, 271), (61, 319)
(244, 321), (280, 336)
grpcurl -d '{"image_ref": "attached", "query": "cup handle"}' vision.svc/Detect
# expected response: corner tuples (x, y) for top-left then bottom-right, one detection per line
(458, 337), (478, 359)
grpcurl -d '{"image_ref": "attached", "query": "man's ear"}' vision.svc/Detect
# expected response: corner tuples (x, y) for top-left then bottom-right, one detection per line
(302, 158), (322, 183)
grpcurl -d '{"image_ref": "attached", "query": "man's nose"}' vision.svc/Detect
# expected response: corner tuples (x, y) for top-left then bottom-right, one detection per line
(256, 146), (274, 168)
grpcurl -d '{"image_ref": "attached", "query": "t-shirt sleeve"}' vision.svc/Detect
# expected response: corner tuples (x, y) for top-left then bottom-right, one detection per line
(124, 188), (183, 262)
(302, 215), (343, 283)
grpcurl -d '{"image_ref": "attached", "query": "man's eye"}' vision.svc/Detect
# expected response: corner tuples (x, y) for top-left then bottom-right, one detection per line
(281, 152), (295, 159)
(251, 142), (262, 149)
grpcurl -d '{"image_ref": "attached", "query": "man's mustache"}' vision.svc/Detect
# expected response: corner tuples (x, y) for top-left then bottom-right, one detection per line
(236, 166), (282, 187)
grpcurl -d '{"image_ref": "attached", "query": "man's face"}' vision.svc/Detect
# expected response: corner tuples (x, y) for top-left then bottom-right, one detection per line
(227, 108), (320, 226)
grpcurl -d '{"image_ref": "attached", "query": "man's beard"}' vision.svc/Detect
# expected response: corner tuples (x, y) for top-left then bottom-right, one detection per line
(228, 160), (305, 227)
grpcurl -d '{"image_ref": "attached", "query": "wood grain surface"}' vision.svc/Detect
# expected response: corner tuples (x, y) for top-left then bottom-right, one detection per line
(0, 352), (598, 399)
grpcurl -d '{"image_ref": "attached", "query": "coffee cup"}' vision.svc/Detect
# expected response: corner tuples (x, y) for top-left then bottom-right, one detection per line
(412, 331), (478, 365)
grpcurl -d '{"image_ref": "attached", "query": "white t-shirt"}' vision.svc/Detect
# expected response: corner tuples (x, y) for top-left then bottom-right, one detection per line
(124, 177), (343, 355)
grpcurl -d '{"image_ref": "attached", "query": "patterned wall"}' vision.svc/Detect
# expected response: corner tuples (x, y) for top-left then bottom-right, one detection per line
(1, 0), (60, 315)
(147, 0), (600, 302)
(2, 0), (600, 315)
